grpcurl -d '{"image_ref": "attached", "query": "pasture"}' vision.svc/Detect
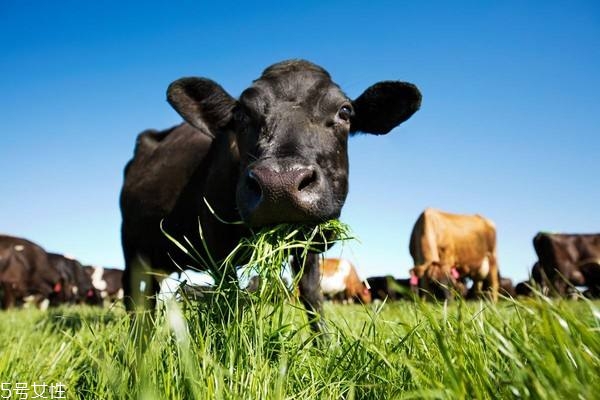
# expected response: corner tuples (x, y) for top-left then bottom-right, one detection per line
(0, 296), (599, 399)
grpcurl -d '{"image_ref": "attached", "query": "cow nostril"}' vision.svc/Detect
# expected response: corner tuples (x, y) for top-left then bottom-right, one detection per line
(246, 171), (263, 201)
(297, 169), (317, 192)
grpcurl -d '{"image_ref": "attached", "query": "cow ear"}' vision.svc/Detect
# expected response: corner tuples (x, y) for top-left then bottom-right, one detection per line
(167, 77), (236, 135)
(350, 81), (421, 135)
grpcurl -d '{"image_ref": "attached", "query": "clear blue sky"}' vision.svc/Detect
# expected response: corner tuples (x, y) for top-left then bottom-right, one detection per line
(1, 1), (599, 283)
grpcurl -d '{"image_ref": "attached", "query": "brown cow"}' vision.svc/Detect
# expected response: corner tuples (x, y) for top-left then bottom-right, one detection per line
(409, 208), (499, 301)
(319, 258), (371, 304)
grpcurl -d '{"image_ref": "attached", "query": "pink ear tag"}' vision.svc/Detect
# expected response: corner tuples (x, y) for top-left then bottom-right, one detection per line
(451, 268), (460, 280)
(410, 275), (419, 286)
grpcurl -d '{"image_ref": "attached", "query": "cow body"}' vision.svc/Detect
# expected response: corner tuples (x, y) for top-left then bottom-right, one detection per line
(0, 235), (58, 309)
(533, 233), (600, 296)
(409, 208), (499, 301)
(319, 258), (371, 304)
(120, 60), (421, 332)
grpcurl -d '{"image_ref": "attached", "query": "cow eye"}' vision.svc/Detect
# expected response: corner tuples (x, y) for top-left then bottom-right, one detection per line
(337, 105), (353, 122)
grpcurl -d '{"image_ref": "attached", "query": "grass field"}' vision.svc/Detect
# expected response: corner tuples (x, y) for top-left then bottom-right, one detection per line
(2, 225), (599, 399)
(0, 295), (599, 400)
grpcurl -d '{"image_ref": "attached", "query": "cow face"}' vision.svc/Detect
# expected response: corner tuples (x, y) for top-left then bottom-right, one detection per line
(357, 283), (372, 304)
(412, 261), (462, 300)
(167, 60), (421, 227)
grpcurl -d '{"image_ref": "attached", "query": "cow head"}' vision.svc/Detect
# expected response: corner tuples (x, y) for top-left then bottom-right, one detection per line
(357, 282), (372, 304)
(412, 261), (462, 300)
(167, 60), (421, 228)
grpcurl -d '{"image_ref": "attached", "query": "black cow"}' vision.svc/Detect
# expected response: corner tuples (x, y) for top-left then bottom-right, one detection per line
(515, 281), (533, 297)
(120, 59), (421, 333)
(0, 235), (59, 309)
(48, 254), (102, 306)
(515, 263), (547, 297)
(499, 277), (516, 298)
(367, 276), (417, 301)
(533, 232), (600, 297)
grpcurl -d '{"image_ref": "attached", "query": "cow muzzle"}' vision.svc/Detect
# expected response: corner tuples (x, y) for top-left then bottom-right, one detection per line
(237, 162), (329, 227)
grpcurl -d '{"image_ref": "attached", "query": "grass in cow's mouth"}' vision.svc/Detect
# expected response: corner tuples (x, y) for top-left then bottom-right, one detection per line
(169, 219), (353, 331)
(167, 218), (353, 293)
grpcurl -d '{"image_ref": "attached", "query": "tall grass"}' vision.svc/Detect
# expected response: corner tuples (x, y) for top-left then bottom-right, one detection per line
(1, 222), (599, 399)
(0, 298), (599, 398)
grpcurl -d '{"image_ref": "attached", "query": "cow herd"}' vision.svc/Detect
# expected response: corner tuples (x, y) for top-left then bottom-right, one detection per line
(0, 234), (123, 310)
(319, 208), (600, 304)
(1, 221), (599, 310)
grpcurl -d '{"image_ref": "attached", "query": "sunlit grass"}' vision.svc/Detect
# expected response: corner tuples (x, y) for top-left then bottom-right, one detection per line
(1, 298), (600, 399)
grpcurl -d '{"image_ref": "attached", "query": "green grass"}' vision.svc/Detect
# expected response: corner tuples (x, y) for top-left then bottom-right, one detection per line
(1, 223), (600, 399)
(0, 298), (600, 399)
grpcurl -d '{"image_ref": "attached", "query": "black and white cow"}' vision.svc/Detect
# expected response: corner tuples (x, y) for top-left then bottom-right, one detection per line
(47, 253), (103, 306)
(83, 266), (124, 303)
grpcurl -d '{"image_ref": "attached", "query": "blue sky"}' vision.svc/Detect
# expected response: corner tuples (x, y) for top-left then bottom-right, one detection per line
(1, 1), (599, 283)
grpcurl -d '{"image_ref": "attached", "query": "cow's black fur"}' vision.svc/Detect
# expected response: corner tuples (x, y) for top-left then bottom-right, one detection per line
(533, 232), (600, 296)
(48, 253), (103, 306)
(120, 60), (421, 332)
(0, 235), (59, 309)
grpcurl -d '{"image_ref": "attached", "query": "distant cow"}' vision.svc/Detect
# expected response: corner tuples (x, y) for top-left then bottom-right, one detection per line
(319, 258), (371, 304)
(83, 266), (124, 303)
(245, 274), (293, 295)
(499, 277), (516, 297)
(367, 275), (417, 301)
(120, 59), (420, 332)
(533, 232), (600, 297)
(515, 281), (533, 297)
(515, 262), (547, 297)
(0, 235), (59, 309)
(409, 208), (499, 301)
(48, 254), (102, 306)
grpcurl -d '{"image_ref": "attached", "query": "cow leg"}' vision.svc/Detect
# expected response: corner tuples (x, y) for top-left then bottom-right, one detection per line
(123, 255), (144, 312)
(417, 277), (428, 300)
(291, 252), (327, 336)
(472, 279), (484, 299)
(1, 282), (16, 309)
(552, 275), (569, 297)
(123, 253), (167, 358)
(123, 253), (163, 311)
(488, 262), (499, 302)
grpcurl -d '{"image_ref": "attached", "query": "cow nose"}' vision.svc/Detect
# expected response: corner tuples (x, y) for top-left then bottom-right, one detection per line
(245, 166), (319, 202)
(240, 164), (322, 225)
